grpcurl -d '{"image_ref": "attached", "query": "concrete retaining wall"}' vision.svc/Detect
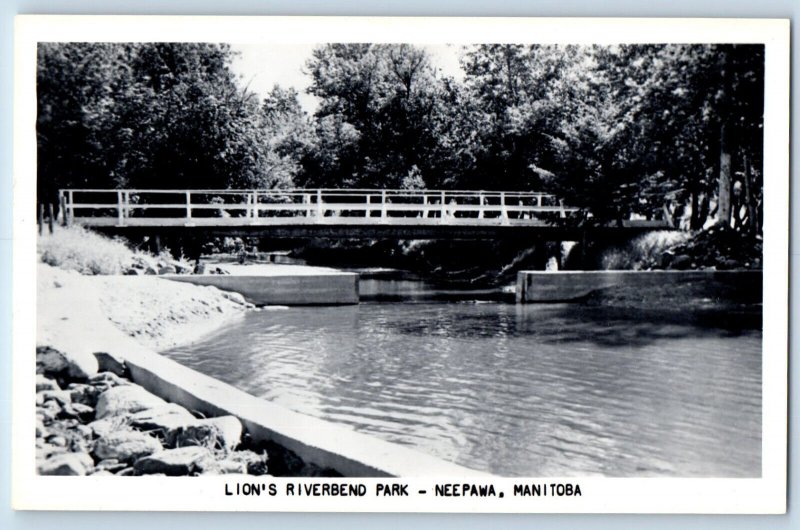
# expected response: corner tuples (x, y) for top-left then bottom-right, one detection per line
(164, 273), (359, 306)
(516, 270), (763, 304)
(123, 347), (489, 477)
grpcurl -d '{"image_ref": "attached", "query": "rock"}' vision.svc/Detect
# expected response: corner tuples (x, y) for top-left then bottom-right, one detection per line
(75, 424), (94, 440)
(35, 418), (46, 438)
(68, 383), (100, 407)
(39, 389), (72, 406)
(134, 446), (213, 476)
(226, 449), (269, 476)
(94, 458), (128, 473)
(158, 264), (177, 275)
(168, 416), (242, 451)
(95, 385), (167, 419)
(38, 452), (94, 476)
(70, 403), (96, 421)
(93, 429), (163, 463)
(129, 404), (196, 434)
(46, 434), (67, 448)
(89, 371), (130, 388)
(93, 352), (130, 378)
(90, 469), (115, 476)
(89, 418), (122, 438)
(211, 459), (247, 475)
(124, 268), (142, 276)
(36, 374), (60, 393)
(42, 399), (63, 419)
(670, 254), (692, 270)
(38, 405), (59, 424)
(36, 345), (98, 380)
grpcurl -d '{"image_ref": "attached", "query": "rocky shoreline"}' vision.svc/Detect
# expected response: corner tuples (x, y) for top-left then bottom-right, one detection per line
(35, 344), (340, 477)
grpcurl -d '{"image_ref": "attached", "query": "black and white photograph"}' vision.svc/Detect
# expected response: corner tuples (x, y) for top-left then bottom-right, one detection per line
(12, 16), (789, 513)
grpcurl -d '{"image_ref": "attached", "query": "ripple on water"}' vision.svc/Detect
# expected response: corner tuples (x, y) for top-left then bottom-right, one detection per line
(162, 301), (761, 477)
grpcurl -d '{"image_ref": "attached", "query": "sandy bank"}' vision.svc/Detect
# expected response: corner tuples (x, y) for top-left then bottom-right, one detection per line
(38, 263), (251, 352)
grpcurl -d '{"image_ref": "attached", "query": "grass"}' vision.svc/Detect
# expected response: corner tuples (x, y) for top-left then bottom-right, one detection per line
(38, 225), (147, 275)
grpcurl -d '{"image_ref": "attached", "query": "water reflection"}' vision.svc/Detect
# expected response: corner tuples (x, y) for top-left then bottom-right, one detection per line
(162, 286), (761, 477)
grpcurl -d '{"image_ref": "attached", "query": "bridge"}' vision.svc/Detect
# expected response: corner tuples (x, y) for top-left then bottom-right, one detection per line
(58, 188), (669, 240)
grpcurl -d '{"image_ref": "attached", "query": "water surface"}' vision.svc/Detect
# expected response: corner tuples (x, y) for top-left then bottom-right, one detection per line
(162, 282), (761, 477)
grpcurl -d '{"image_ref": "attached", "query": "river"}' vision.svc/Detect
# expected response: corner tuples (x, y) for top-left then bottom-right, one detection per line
(161, 277), (762, 477)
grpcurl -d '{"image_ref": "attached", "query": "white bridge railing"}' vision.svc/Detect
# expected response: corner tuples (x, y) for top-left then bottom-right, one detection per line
(59, 188), (579, 228)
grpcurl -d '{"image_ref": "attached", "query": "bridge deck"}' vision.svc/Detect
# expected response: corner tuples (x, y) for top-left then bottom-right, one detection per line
(59, 188), (669, 239)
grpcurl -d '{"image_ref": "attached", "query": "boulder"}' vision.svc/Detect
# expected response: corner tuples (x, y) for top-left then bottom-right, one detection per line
(669, 254), (693, 270)
(36, 374), (60, 393)
(89, 371), (130, 388)
(133, 446), (213, 476)
(39, 389), (72, 407)
(35, 418), (46, 438)
(124, 268), (142, 276)
(38, 452), (94, 476)
(69, 402), (96, 422)
(158, 264), (177, 275)
(93, 429), (163, 463)
(226, 449), (269, 476)
(93, 352), (130, 378)
(36, 345), (98, 380)
(168, 416), (242, 451)
(95, 385), (167, 419)
(129, 404), (196, 434)
(68, 383), (100, 407)
(94, 458), (128, 473)
(89, 418), (122, 438)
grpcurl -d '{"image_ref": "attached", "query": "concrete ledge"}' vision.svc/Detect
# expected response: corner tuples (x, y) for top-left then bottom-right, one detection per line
(516, 270), (763, 304)
(123, 347), (489, 477)
(164, 273), (359, 306)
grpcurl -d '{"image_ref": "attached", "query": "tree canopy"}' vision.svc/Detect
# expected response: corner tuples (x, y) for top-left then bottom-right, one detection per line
(37, 42), (764, 233)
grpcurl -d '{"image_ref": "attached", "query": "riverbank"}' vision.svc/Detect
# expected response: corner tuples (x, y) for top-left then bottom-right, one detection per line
(36, 263), (334, 476)
(36, 261), (487, 477)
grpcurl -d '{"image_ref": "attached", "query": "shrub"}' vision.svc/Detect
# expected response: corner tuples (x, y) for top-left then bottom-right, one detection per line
(38, 225), (140, 275)
(600, 230), (693, 270)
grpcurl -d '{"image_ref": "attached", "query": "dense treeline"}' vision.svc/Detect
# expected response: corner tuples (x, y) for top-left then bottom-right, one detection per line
(38, 42), (763, 233)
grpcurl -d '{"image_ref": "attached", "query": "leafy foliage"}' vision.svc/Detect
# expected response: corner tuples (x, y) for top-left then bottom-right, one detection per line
(38, 42), (764, 235)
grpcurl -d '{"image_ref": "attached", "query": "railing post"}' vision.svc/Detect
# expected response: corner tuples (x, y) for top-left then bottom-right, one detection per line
(124, 191), (130, 219)
(478, 192), (484, 219)
(316, 189), (323, 220)
(381, 190), (387, 222)
(117, 190), (124, 226)
(500, 192), (509, 225)
(251, 190), (258, 223)
(186, 191), (192, 219)
(559, 199), (566, 219)
(59, 192), (67, 226)
(440, 191), (446, 223)
(67, 190), (74, 224)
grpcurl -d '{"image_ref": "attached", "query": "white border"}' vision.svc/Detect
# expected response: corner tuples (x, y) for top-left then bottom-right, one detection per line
(12, 15), (789, 513)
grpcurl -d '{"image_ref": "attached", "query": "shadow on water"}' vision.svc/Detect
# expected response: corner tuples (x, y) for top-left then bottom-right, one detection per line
(380, 301), (761, 349)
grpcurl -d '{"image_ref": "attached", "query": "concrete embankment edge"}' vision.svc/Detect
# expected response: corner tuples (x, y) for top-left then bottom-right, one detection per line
(164, 273), (359, 305)
(516, 270), (763, 303)
(124, 347), (489, 478)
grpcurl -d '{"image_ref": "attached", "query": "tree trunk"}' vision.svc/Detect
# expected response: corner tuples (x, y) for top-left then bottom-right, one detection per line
(743, 151), (757, 235)
(717, 120), (732, 227)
